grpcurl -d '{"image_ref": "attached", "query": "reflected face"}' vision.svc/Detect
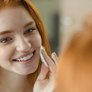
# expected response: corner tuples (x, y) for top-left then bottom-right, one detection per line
(0, 6), (42, 75)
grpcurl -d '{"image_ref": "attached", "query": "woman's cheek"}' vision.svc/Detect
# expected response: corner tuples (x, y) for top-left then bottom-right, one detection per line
(31, 34), (42, 48)
(0, 44), (15, 61)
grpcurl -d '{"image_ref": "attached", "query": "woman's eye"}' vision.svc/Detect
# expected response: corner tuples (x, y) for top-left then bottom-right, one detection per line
(24, 28), (35, 35)
(0, 37), (13, 44)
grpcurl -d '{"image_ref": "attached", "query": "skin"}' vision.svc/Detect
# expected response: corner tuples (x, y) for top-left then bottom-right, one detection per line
(0, 6), (43, 92)
(0, 6), (42, 75)
(0, 5), (57, 92)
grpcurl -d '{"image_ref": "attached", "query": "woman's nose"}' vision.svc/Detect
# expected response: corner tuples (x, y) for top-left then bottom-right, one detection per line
(16, 37), (31, 52)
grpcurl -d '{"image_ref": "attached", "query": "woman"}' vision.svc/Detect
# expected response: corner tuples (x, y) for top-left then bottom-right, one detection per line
(0, 0), (57, 92)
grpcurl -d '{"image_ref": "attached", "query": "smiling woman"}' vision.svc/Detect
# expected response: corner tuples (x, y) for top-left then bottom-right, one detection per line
(0, 0), (57, 92)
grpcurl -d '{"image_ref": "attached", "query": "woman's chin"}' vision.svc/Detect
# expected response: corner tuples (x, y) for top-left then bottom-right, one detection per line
(12, 64), (39, 76)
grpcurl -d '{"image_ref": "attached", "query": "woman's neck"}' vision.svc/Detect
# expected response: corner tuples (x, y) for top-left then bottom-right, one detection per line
(0, 68), (34, 92)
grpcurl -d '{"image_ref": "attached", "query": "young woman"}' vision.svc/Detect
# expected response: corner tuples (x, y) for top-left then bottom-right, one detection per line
(0, 0), (57, 92)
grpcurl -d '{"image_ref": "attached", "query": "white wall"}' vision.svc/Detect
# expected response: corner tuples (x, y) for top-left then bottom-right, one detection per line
(59, 0), (92, 51)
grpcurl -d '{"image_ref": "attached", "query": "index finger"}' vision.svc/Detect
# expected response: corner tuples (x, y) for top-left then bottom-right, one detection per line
(41, 48), (56, 73)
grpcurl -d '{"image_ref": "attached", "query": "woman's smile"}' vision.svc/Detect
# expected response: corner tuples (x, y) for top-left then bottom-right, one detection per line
(12, 51), (35, 63)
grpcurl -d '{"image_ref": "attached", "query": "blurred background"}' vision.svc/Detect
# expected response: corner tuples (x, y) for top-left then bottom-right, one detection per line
(59, 0), (92, 52)
(32, 0), (59, 53)
(32, 0), (92, 54)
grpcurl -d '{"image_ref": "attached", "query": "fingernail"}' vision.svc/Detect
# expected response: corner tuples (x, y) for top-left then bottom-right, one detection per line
(52, 52), (57, 57)
(51, 52), (57, 59)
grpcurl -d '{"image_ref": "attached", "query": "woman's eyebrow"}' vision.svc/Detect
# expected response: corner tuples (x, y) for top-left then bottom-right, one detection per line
(0, 21), (35, 35)
(24, 21), (35, 28)
(0, 31), (12, 35)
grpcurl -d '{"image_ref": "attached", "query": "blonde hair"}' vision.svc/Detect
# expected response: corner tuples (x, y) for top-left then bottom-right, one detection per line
(0, 0), (51, 56)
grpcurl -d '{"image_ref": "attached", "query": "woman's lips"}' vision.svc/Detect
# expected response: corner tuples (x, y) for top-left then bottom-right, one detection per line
(12, 51), (35, 63)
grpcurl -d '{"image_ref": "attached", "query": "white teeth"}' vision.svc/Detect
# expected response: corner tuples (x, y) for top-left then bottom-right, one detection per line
(17, 53), (33, 62)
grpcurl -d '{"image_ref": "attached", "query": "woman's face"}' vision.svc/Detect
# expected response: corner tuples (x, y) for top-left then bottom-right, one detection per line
(0, 6), (42, 75)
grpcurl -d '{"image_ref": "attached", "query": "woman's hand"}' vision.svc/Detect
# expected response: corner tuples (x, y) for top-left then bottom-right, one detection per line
(33, 47), (58, 92)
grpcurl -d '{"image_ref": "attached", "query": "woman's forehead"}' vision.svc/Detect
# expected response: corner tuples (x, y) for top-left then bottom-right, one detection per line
(0, 6), (35, 31)
(0, 6), (34, 22)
